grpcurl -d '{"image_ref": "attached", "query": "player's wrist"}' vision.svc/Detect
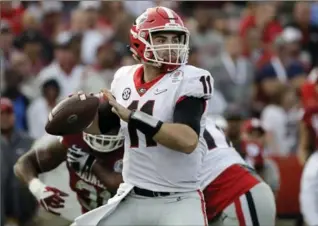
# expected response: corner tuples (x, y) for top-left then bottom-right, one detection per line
(129, 110), (163, 137)
(28, 178), (46, 199)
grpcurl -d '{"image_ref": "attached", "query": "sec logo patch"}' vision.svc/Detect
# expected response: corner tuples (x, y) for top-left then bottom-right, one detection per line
(122, 88), (131, 100)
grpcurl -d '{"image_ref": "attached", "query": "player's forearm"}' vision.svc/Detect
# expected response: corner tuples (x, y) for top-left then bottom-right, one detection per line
(92, 160), (123, 192)
(153, 123), (199, 154)
(14, 151), (41, 185)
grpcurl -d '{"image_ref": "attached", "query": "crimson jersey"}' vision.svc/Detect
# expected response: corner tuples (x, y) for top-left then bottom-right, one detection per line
(61, 133), (124, 213)
(302, 105), (318, 149)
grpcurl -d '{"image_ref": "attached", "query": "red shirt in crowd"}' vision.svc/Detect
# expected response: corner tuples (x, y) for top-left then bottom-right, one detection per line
(0, 4), (25, 35)
(239, 15), (282, 60)
(300, 81), (318, 108)
(302, 105), (318, 149)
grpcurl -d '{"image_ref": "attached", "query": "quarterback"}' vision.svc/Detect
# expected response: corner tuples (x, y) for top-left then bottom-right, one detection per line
(72, 6), (212, 226)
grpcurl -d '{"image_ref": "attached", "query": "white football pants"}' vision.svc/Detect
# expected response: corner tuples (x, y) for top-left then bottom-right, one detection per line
(96, 190), (208, 226)
(209, 182), (276, 226)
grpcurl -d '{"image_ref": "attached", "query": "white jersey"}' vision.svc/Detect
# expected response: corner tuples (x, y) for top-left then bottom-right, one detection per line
(111, 64), (213, 192)
(199, 117), (247, 189)
(300, 151), (318, 226)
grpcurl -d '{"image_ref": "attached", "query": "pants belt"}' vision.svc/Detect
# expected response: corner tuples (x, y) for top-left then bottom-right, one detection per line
(133, 187), (177, 197)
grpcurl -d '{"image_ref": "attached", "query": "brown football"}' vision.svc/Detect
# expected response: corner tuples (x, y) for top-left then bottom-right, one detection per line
(45, 93), (100, 136)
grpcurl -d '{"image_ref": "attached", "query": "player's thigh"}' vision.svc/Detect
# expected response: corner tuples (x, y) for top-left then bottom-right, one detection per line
(222, 182), (276, 226)
(97, 197), (142, 226)
(158, 191), (208, 226)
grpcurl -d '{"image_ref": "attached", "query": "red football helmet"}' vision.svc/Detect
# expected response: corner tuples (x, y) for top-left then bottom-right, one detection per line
(129, 7), (190, 72)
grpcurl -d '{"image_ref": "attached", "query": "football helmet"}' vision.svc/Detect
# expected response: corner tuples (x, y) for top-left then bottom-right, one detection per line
(129, 7), (190, 72)
(83, 131), (124, 153)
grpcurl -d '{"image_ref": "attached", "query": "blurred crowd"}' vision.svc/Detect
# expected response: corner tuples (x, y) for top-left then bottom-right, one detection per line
(1, 1), (318, 225)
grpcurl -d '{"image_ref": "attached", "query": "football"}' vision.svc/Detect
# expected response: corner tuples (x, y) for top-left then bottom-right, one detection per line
(45, 93), (100, 136)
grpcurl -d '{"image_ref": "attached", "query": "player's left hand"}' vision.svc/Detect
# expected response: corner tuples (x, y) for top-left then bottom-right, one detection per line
(102, 89), (132, 122)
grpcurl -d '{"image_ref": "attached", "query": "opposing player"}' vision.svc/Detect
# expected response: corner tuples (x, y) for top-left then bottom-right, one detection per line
(201, 116), (276, 226)
(70, 6), (212, 226)
(14, 128), (124, 221)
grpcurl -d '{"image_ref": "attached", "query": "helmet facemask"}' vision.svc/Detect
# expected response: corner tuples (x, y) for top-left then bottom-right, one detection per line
(135, 27), (190, 69)
(83, 132), (124, 153)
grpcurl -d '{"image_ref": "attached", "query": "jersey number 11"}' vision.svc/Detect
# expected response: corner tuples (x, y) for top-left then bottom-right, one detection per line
(128, 100), (157, 148)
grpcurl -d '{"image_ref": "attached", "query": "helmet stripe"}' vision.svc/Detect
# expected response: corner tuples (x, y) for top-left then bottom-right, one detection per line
(161, 7), (176, 24)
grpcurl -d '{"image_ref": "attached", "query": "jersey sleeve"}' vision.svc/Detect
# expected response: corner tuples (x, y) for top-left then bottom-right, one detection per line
(110, 66), (132, 99)
(176, 70), (214, 101)
(110, 68), (122, 96)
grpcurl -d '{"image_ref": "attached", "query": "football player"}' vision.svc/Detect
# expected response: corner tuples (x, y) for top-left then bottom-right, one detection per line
(72, 6), (212, 226)
(201, 116), (276, 226)
(300, 104), (318, 225)
(14, 128), (124, 222)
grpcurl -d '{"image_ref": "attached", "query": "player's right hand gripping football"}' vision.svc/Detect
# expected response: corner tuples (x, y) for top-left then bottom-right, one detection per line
(28, 178), (69, 215)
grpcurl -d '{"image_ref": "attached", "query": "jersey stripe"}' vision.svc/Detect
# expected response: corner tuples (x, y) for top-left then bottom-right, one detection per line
(204, 126), (231, 150)
(204, 129), (216, 150)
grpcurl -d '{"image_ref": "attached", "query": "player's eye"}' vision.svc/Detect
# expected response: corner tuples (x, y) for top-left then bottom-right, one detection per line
(172, 38), (180, 44)
(156, 38), (165, 44)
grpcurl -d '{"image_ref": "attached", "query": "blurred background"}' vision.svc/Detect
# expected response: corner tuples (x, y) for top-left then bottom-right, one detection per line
(1, 1), (318, 226)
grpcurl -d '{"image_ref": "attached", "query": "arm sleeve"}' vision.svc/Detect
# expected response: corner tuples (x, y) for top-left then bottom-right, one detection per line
(98, 100), (121, 134)
(173, 97), (205, 136)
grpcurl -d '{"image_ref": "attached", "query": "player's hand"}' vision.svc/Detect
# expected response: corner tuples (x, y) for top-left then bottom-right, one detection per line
(102, 89), (132, 122)
(38, 186), (69, 215)
(29, 179), (69, 216)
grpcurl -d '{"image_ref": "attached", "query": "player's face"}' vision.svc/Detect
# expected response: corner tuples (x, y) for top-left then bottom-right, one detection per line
(151, 32), (182, 63)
